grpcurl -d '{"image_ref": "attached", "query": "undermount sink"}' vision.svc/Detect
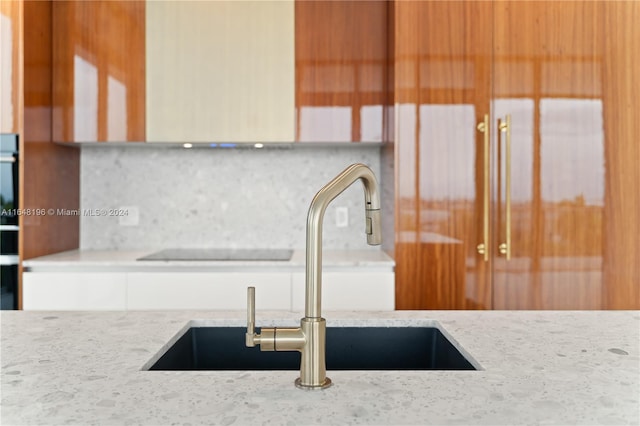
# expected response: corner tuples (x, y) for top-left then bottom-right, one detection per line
(147, 326), (478, 371)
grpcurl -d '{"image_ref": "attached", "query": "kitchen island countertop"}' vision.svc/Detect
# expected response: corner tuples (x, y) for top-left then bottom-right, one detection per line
(1, 310), (638, 425)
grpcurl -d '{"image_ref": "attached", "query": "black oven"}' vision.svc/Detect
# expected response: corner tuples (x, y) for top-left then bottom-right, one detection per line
(1, 134), (19, 310)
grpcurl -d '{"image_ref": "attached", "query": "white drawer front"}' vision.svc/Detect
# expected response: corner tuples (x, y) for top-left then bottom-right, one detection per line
(291, 272), (395, 311)
(127, 272), (291, 310)
(23, 272), (127, 310)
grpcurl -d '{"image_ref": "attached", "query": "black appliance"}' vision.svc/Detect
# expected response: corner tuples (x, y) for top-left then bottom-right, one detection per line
(137, 248), (293, 262)
(1, 134), (19, 310)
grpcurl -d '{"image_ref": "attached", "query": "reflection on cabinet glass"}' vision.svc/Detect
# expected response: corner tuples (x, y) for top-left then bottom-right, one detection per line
(295, 0), (389, 142)
(395, 0), (491, 310)
(52, 0), (145, 142)
(491, 0), (605, 310)
(395, 0), (639, 310)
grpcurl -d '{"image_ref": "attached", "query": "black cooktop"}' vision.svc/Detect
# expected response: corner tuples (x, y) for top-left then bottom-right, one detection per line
(137, 248), (293, 261)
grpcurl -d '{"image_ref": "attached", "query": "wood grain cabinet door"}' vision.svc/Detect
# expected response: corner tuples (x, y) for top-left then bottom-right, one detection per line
(491, 1), (606, 309)
(52, 0), (145, 142)
(491, 0), (640, 310)
(295, 0), (390, 143)
(394, 0), (640, 310)
(51, 1), (388, 144)
(394, 0), (493, 310)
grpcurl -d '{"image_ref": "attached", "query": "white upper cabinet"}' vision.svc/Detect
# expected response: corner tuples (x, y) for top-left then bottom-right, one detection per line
(146, 1), (295, 143)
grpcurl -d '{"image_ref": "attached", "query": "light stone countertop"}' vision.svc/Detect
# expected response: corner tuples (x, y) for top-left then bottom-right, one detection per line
(22, 249), (394, 272)
(1, 310), (638, 425)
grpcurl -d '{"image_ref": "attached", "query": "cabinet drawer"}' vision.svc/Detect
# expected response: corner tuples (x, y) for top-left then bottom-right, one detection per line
(127, 272), (291, 310)
(23, 272), (127, 310)
(292, 272), (395, 311)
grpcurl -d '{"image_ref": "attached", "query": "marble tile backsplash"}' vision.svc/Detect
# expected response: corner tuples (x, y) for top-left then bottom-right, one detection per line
(80, 145), (383, 250)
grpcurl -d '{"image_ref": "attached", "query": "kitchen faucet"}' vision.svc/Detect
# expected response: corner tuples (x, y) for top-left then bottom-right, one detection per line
(245, 163), (382, 389)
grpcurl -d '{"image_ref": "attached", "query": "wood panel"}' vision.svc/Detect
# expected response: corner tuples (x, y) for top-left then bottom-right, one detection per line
(492, 1), (604, 309)
(52, 0), (144, 142)
(380, 0), (395, 257)
(0, 0), (21, 133)
(394, 1), (493, 309)
(22, 0), (80, 306)
(601, 0), (640, 309)
(146, 1), (293, 143)
(394, 0), (634, 310)
(295, 0), (389, 142)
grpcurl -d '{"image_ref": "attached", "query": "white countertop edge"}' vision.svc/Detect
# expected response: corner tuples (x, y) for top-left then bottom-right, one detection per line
(22, 264), (395, 273)
(22, 249), (395, 272)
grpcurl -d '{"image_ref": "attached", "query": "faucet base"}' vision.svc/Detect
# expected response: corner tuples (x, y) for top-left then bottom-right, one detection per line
(294, 377), (332, 390)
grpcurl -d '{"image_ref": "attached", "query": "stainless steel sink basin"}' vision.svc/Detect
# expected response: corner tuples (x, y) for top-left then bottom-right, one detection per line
(147, 326), (477, 371)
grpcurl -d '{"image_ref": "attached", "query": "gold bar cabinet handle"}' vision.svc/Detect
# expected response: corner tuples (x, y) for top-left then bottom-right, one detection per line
(476, 114), (490, 261)
(498, 114), (512, 260)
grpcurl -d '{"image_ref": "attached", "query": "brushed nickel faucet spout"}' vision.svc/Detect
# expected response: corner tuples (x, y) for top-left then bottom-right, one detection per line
(305, 163), (382, 319)
(245, 163), (381, 390)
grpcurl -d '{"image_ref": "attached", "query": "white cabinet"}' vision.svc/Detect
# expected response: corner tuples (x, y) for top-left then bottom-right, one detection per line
(291, 272), (395, 311)
(127, 272), (291, 310)
(22, 269), (394, 311)
(146, 1), (295, 143)
(23, 272), (127, 310)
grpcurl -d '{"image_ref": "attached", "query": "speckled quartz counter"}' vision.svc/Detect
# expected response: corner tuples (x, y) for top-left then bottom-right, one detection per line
(1, 310), (638, 425)
(22, 249), (394, 272)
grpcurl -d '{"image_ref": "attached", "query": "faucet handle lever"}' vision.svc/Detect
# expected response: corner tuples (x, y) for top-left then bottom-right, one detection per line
(246, 287), (256, 346)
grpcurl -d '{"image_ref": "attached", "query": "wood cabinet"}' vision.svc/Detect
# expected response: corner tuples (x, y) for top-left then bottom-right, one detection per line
(52, 0), (145, 142)
(295, 0), (391, 142)
(394, 0), (640, 310)
(600, 0), (640, 310)
(50, 0), (390, 144)
(146, 1), (295, 143)
(147, 0), (390, 143)
(52, 0), (295, 144)
(394, 0), (492, 309)
(20, 1), (81, 312)
(491, 1), (606, 309)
